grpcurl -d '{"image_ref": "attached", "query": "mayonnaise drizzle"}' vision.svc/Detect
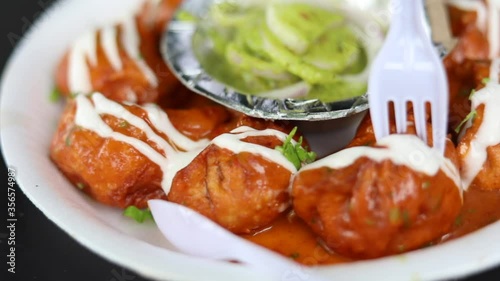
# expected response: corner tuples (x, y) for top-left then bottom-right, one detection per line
(68, 4), (158, 97)
(447, 0), (500, 58)
(68, 30), (97, 94)
(491, 57), (500, 82)
(212, 126), (298, 173)
(74, 93), (296, 194)
(461, 81), (500, 189)
(101, 26), (123, 70)
(302, 134), (462, 194)
(121, 16), (159, 87)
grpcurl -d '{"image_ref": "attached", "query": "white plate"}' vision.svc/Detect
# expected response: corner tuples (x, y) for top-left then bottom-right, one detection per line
(1, 0), (500, 280)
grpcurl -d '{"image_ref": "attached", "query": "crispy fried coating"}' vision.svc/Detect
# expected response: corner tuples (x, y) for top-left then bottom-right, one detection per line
(348, 110), (435, 148)
(50, 97), (232, 208)
(168, 135), (293, 234)
(457, 105), (500, 190)
(292, 141), (462, 259)
(444, 3), (493, 131)
(55, 0), (182, 105)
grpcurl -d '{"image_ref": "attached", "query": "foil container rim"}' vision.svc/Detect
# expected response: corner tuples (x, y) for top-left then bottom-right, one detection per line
(160, 0), (385, 121)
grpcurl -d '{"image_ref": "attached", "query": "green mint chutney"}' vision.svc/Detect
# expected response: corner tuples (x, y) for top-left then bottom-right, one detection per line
(193, 1), (370, 102)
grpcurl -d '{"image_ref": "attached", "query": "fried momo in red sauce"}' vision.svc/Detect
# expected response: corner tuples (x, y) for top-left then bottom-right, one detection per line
(457, 82), (500, 191)
(50, 93), (231, 208)
(292, 135), (462, 259)
(168, 127), (298, 234)
(55, 0), (182, 105)
(445, 1), (500, 130)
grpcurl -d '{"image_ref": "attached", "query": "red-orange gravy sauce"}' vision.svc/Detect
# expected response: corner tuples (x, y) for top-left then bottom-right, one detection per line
(242, 188), (500, 265)
(241, 213), (353, 265)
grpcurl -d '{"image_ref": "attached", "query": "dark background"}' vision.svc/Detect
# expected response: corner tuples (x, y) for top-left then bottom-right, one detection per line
(0, 1), (499, 281)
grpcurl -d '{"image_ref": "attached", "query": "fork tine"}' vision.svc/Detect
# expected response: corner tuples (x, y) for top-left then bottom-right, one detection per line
(369, 98), (391, 141)
(394, 100), (407, 134)
(413, 100), (428, 145)
(432, 98), (447, 154)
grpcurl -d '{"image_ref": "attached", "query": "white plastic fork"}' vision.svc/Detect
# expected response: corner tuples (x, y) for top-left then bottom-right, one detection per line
(368, 0), (449, 154)
(148, 200), (329, 281)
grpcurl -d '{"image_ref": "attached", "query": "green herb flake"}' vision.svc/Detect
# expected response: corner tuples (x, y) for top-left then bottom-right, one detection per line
(402, 210), (411, 228)
(65, 126), (81, 147)
(76, 182), (85, 190)
(365, 218), (376, 226)
(118, 121), (129, 128)
(50, 87), (62, 103)
(389, 208), (400, 224)
(482, 77), (491, 85)
(123, 206), (154, 223)
(454, 215), (463, 227)
(177, 10), (197, 22)
(275, 127), (317, 170)
(422, 181), (431, 189)
(289, 252), (300, 260)
(423, 241), (435, 248)
(455, 110), (477, 134)
(397, 244), (406, 252)
(469, 89), (476, 100)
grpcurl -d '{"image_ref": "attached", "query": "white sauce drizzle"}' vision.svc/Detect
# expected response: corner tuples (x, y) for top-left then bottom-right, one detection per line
(490, 57), (500, 82)
(121, 16), (159, 87)
(447, 0), (500, 58)
(68, 30), (97, 94)
(125, 88), (138, 103)
(142, 104), (210, 151)
(68, 4), (158, 97)
(302, 134), (462, 194)
(101, 26), (123, 70)
(212, 126), (298, 173)
(447, 0), (488, 32)
(74, 93), (296, 194)
(461, 82), (500, 189)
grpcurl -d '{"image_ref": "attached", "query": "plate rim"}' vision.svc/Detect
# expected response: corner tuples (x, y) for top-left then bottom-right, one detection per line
(1, 1), (500, 281)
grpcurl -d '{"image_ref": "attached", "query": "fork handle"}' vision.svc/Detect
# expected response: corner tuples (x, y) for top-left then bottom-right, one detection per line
(389, 0), (429, 41)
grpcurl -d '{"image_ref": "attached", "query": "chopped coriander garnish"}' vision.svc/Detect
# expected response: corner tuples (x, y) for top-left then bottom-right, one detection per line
(422, 181), (431, 189)
(482, 77), (491, 85)
(402, 210), (411, 228)
(469, 89), (476, 100)
(455, 110), (477, 134)
(118, 121), (129, 128)
(389, 208), (400, 224)
(123, 206), (154, 223)
(397, 244), (406, 252)
(365, 218), (376, 226)
(454, 215), (463, 227)
(65, 126), (78, 146)
(177, 10), (197, 22)
(289, 252), (300, 260)
(466, 209), (477, 214)
(50, 87), (62, 103)
(76, 182), (85, 190)
(275, 127), (317, 170)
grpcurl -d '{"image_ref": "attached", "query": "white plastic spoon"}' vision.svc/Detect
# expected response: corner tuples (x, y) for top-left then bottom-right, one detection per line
(148, 199), (329, 281)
